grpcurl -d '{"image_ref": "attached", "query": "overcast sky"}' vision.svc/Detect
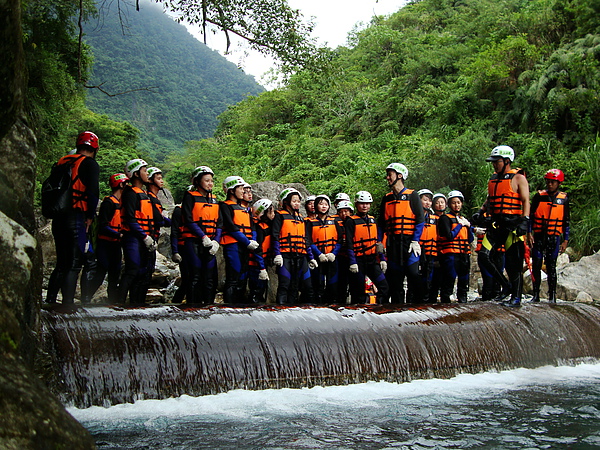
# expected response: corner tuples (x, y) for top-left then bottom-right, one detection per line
(182, 0), (409, 88)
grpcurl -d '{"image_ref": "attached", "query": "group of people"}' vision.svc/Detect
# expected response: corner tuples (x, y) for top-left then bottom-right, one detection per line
(46, 134), (570, 308)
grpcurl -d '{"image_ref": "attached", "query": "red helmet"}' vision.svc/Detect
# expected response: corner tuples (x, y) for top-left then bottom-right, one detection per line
(76, 131), (99, 150)
(544, 168), (564, 182)
(109, 173), (128, 189)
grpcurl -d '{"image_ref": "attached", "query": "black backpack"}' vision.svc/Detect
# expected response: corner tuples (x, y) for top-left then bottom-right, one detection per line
(41, 155), (84, 219)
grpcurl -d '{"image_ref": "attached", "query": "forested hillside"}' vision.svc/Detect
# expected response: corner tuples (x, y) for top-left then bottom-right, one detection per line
(84, 1), (264, 161)
(167, 0), (600, 254)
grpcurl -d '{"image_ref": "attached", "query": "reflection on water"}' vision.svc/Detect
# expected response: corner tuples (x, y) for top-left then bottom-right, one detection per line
(72, 363), (600, 449)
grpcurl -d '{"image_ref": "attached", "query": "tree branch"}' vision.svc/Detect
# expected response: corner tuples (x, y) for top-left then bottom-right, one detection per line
(84, 82), (158, 96)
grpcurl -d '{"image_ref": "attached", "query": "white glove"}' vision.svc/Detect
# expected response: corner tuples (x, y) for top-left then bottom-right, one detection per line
(209, 240), (220, 256)
(143, 235), (156, 252)
(349, 264), (359, 274)
(474, 227), (486, 236)
(376, 242), (385, 254)
(202, 235), (212, 247)
(247, 240), (259, 251)
(308, 259), (318, 270)
(274, 255), (284, 267)
(318, 253), (328, 263)
(380, 260), (388, 273)
(326, 253), (336, 262)
(409, 241), (421, 257)
(258, 269), (269, 281)
(458, 216), (470, 227)
(172, 253), (182, 263)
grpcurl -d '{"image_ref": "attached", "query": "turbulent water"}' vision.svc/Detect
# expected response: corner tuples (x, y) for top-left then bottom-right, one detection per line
(71, 363), (600, 449)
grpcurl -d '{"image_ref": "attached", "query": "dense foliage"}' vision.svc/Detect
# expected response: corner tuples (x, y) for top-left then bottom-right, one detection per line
(166, 0), (600, 255)
(84, 1), (264, 162)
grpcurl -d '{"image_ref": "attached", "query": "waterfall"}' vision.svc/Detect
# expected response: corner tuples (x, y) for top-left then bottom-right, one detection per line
(42, 303), (600, 408)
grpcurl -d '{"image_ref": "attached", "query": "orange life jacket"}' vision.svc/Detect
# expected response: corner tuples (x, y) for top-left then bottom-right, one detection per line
(57, 154), (88, 211)
(249, 220), (271, 267)
(121, 186), (154, 235)
(438, 214), (471, 254)
(532, 190), (568, 236)
(98, 195), (121, 242)
(309, 216), (339, 254)
(180, 191), (220, 240)
(349, 214), (378, 257)
(220, 200), (253, 245)
(276, 209), (307, 254)
(487, 168), (524, 216)
(420, 213), (438, 256)
(383, 189), (417, 235)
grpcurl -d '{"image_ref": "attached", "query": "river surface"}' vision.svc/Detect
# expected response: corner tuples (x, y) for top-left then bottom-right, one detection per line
(70, 362), (600, 449)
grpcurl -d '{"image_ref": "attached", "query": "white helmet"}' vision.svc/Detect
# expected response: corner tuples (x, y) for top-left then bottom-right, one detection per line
(355, 191), (373, 203)
(486, 145), (514, 162)
(334, 193), (350, 203)
(305, 195), (316, 202)
(418, 188), (433, 198)
(125, 158), (148, 178)
(336, 200), (354, 212)
(386, 163), (409, 180)
(191, 166), (214, 183)
(279, 187), (301, 203)
(222, 176), (246, 193)
(252, 198), (273, 218)
(432, 193), (446, 202)
(147, 167), (162, 180)
(314, 194), (331, 206)
(447, 190), (464, 201)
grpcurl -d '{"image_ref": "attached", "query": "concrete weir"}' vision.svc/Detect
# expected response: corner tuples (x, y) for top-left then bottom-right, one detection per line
(42, 302), (600, 408)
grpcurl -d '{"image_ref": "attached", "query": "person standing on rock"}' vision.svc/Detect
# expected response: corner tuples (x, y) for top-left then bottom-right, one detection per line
(118, 159), (156, 304)
(80, 172), (128, 303)
(46, 131), (100, 304)
(248, 198), (273, 304)
(181, 167), (222, 305)
(333, 199), (354, 304)
(437, 190), (474, 303)
(220, 176), (260, 305)
(272, 187), (316, 305)
(378, 163), (425, 304)
(428, 193), (447, 302)
(346, 191), (389, 304)
(529, 169), (570, 303)
(417, 189), (438, 304)
(473, 145), (530, 307)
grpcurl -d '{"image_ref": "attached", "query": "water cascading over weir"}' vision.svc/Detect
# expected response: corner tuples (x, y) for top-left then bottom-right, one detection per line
(42, 303), (600, 408)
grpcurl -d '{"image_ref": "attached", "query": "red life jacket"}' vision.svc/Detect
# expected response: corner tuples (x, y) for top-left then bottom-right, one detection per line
(57, 154), (88, 211)
(98, 195), (121, 242)
(180, 191), (220, 240)
(438, 213), (471, 254)
(383, 189), (417, 235)
(532, 190), (568, 236)
(348, 214), (378, 257)
(487, 168), (524, 216)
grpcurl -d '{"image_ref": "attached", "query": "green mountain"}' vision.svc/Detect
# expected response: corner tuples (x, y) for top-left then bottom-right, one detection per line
(83, 1), (264, 162)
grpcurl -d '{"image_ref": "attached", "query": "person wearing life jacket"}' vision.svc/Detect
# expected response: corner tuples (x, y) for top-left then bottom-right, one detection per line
(181, 167), (222, 305)
(473, 145), (530, 307)
(334, 199), (354, 304)
(248, 198), (274, 304)
(170, 201), (187, 304)
(80, 173), (128, 303)
(437, 190), (474, 303)
(304, 195), (317, 220)
(305, 195), (342, 304)
(241, 182), (253, 210)
(220, 176), (261, 305)
(118, 158), (156, 304)
(272, 188), (316, 305)
(378, 163), (425, 304)
(529, 169), (570, 303)
(417, 189), (438, 303)
(472, 210), (505, 302)
(46, 131), (100, 304)
(346, 191), (389, 304)
(428, 193), (447, 302)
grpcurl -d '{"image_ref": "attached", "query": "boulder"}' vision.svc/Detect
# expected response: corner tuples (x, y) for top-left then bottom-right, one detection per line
(557, 251), (600, 301)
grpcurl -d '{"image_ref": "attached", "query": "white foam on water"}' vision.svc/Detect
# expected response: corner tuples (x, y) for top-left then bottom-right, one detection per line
(69, 362), (600, 422)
